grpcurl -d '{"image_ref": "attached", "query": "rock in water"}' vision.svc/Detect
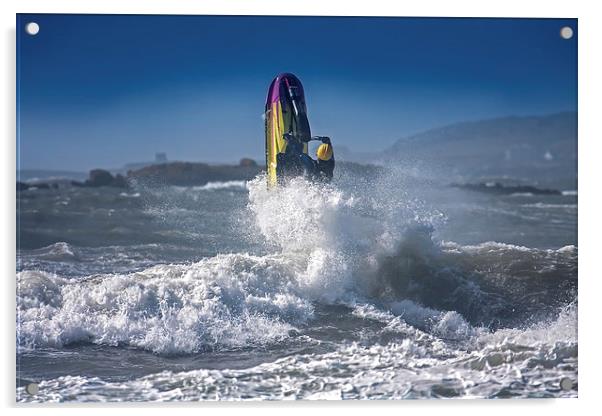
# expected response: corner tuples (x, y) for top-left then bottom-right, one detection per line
(86, 169), (116, 187)
(239, 158), (258, 167)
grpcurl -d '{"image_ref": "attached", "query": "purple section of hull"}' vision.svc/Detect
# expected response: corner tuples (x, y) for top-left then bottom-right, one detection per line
(265, 73), (306, 107)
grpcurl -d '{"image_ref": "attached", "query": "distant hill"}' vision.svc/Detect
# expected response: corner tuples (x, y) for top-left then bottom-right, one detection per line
(382, 112), (577, 185)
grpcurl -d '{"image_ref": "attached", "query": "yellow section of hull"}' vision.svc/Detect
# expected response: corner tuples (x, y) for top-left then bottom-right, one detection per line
(266, 101), (286, 187)
(265, 101), (308, 187)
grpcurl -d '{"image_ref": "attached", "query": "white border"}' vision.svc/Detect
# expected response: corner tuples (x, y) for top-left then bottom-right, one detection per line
(3, 0), (585, 17)
(3, 1), (601, 414)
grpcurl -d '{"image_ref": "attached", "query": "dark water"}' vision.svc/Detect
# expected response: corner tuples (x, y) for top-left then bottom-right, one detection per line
(16, 168), (577, 401)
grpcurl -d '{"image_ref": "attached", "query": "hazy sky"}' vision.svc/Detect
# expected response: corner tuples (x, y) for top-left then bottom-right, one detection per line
(17, 14), (577, 171)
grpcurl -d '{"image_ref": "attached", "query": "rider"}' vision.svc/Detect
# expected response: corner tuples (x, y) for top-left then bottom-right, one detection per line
(314, 137), (335, 182)
(277, 133), (335, 183)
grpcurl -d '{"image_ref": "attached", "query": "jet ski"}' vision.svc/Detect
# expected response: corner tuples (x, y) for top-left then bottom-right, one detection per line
(265, 73), (313, 186)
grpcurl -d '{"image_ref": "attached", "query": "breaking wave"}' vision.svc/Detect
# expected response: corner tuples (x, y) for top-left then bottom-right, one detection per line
(17, 176), (577, 356)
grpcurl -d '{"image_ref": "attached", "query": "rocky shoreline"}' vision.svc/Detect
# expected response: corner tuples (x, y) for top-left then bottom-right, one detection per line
(19, 162), (562, 197)
(451, 182), (562, 195)
(127, 158), (261, 187)
(17, 159), (262, 191)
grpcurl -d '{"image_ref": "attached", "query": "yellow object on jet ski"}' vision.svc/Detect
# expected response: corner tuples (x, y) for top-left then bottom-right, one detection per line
(316, 143), (333, 161)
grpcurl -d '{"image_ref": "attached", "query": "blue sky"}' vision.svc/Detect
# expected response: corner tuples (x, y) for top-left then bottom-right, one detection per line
(17, 14), (577, 171)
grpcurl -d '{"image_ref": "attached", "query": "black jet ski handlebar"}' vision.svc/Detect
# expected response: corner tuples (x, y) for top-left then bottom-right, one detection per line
(312, 136), (332, 144)
(283, 132), (331, 144)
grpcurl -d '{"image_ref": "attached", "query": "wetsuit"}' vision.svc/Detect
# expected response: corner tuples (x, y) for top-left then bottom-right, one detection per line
(315, 156), (335, 182)
(276, 136), (335, 183)
(314, 136), (335, 182)
(276, 140), (314, 182)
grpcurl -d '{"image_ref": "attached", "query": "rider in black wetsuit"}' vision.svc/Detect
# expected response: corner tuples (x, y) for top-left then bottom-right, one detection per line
(276, 134), (335, 183)
(313, 137), (335, 182)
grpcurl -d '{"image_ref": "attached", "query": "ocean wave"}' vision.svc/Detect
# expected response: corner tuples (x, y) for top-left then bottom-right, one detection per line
(119, 192), (141, 198)
(24, 176), (73, 184)
(352, 301), (480, 342)
(24, 242), (80, 262)
(523, 202), (577, 209)
(18, 305), (577, 402)
(16, 234), (577, 355)
(17, 253), (314, 354)
(441, 240), (577, 254)
(193, 181), (248, 191)
(17, 176), (577, 355)
(16, 174), (578, 402)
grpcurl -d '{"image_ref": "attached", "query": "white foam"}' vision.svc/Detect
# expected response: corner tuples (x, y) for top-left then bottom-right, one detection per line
(478, 303), (577, 347)
(29, 242), (79, 261)
(17, 253), (318, 353)
(523, 202), (577, 209)
(442, 240), (533, 254)
(354, 300), (479, 341)
(557, 245), (576, 254)
(562, 190), (578, 196)
(442, 241), (578, 260)
(193, 181), (247, 191)
(18, 313), (578, 402)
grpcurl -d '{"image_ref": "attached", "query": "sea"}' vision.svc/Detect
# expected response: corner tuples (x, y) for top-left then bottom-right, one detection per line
(16, 165), (578, 401)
